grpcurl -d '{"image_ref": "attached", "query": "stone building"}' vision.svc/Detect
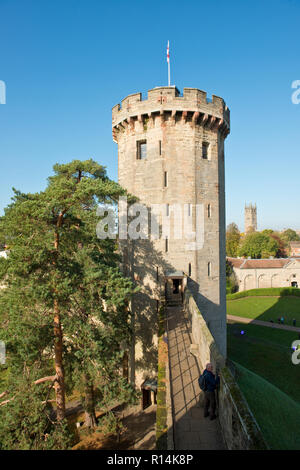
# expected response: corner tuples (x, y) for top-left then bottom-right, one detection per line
(244, 203), (257, 233)
(290, 241), (300, 257)
(227, 256), (300, 291)
(112, 86), (230, 386)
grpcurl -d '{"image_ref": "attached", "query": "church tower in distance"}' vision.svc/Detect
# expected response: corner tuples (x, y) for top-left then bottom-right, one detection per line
(245, 203), (257, 233)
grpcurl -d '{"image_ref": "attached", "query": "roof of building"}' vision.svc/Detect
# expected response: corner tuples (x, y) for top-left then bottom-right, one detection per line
(241, 259), (290, 269)
(227, 257), (245, 268)
(164, 270), (185, 278)
(226, 257), (297, 269)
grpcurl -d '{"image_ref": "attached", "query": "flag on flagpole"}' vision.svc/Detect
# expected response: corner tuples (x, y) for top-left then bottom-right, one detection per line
(167, 40), (170, 64)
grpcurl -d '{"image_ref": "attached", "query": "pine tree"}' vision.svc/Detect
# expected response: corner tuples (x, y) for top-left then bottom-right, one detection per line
(0, 160), (137, 446)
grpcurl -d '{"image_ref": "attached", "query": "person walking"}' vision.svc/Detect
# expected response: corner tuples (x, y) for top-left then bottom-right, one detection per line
(203, 363), (220, 420)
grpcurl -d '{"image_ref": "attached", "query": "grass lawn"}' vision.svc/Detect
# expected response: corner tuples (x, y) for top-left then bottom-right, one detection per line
(227, 321), (300, 404)
(234, 362), (300, 450)
(227, 295), (300, 324)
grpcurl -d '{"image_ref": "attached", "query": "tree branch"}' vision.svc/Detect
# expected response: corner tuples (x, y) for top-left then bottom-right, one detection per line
(0, 398), (14, 407)
(34, 375), (57, 385)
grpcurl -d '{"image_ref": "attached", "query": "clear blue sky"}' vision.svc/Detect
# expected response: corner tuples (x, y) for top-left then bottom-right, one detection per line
(0, 0), (299, 231)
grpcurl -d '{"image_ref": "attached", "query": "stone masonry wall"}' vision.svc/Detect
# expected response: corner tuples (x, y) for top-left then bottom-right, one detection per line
(184, 287), (267, 450)
(233, 261), (300, 291)
(113, 86), (230, 385)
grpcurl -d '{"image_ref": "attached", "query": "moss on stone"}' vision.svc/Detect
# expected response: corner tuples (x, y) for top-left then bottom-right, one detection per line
(156, 300), (169, 450)
(157, 389), (166, 406)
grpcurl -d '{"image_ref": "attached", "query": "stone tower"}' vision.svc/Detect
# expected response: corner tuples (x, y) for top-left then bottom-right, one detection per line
(245, 203), (257, 233)
(112, 86), (230, 386)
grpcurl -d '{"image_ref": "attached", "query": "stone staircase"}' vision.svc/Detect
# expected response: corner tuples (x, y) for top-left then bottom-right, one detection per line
(166, 293), (182, 307)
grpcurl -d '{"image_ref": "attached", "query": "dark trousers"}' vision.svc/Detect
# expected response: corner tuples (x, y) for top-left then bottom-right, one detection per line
(204, 391), (216, 417)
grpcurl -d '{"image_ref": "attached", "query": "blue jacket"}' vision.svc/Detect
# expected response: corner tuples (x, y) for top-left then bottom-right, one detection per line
(203, 369), (220, 392)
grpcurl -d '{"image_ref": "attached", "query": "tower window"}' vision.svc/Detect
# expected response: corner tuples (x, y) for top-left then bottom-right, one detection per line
(166, 203), (169, 216)
(188, 263), (192, 276)
(165, 237), (168, 252)
(208, 262), (211, 277)
(188, 203), (191, 217)
(156, 266), (159, 281)
(164, 171), (168, 187)
(202, 142), (209, 159)
(207, 204), (211, 218)
(137, 140), (147, 159)
(159, 140), (162, 155)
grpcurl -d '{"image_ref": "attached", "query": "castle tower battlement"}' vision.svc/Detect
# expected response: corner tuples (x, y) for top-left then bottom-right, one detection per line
(113, 85), (230, 385)
(112, 86), (230, 141)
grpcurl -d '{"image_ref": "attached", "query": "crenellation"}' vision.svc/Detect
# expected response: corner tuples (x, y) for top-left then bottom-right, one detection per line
(147, 86), (180, 101)
(112, 86), (230, 132)
(112, 103), (121, 121)
(121, 92), (142, 110)
(182, 87), (207, 103)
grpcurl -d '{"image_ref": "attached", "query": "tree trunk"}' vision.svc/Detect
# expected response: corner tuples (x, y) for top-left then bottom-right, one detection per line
(122, 351), (129, 382)
(53, 214), (66, 422)
(84, 378), (97, 429)
(53, 299), (66, 421)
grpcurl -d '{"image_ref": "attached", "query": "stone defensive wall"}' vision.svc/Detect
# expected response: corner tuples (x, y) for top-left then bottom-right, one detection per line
(184, 288), (267, 450)
(112, 86), (230, 140)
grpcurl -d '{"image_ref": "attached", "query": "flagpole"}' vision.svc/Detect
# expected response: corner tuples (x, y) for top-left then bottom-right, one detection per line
(167, 40), (170, 86)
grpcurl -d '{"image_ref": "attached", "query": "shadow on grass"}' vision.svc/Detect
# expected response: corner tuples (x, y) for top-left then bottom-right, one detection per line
(233, 362), (300, 450)
(227, 321), (300, 404)
(227, 294), (300, 325)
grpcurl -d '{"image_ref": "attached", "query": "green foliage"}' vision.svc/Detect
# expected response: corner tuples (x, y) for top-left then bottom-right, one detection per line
(0, 373), (73, 450)
(269, 232), (288, 257)
(281, 229), (300, 242)
(226, 259), (238, 293)
(96, 411), (123, 437)
(0, 159), (137, 448)
(226, 223), (241, 257)
(226, 279), (236, 294)
(238, 232), (279, 259)
(227, 287), (300, 300)
(226, 225), (297, 260)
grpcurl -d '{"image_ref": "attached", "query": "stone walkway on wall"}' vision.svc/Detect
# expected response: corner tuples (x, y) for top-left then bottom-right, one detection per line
(167, 304), (225, 450)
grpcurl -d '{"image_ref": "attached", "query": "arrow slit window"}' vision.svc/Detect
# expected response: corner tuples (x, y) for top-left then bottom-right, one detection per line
(137, 140), (147, 159)
(202, 142), (209, 160)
